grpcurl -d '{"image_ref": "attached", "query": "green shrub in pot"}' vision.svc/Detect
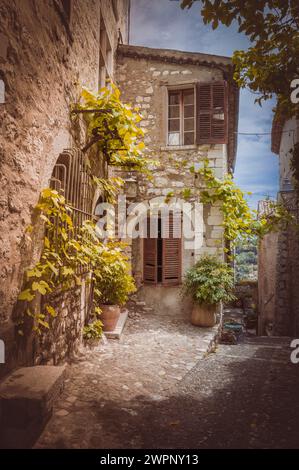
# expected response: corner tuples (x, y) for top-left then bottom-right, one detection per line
(182, 255), (235, 327)
(94, 243), (136, 331)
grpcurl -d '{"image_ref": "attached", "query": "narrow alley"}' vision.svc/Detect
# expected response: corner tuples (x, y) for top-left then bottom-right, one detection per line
(35, 311), (299, 449)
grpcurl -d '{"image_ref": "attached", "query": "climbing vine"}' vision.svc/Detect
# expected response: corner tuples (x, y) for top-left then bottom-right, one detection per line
(189, 160), (295, 248)
(72, 84), (149, 172)
(18, 186), (134, 335)
(17, 84), (151, 335)
(93, 176), (124, 204)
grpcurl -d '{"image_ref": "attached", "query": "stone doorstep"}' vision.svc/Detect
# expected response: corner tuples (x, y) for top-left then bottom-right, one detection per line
(0, 365), (66, 448)
(104, 309), (129, 340)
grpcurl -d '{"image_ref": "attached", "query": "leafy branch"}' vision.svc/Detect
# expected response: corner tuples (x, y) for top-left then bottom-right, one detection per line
(181, 0), (299, 115)
(191, 161), (296, 247)
(72, 84), (149, 171)
(17, 188), (135, 335)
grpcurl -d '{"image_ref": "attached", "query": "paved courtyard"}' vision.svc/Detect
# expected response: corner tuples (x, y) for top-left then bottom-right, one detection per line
(35, 312), (299, 449)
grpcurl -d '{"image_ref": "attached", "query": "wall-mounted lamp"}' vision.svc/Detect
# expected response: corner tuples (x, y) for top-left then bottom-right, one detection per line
(124, 171), (138, 199)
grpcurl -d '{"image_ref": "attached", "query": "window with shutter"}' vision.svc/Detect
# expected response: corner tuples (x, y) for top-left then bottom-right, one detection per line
(143, 213), (181, 286)
(196, 81), (228, 144)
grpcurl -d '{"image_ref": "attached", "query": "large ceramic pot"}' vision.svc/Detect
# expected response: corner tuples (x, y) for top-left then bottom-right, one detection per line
(191, 303), (217, 327)
(100, 304), (121, 331)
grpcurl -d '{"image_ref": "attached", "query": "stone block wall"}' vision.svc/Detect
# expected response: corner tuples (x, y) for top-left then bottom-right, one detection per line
(0, 0), (129, 375)
(274, 222), (299, 336)
(258, 217), (299, 337)
(258, 232), (278, 335)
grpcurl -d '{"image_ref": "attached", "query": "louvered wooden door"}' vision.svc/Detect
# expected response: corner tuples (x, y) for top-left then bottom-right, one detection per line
(143, 236), (157, 284)
(143, 213), (181, 286)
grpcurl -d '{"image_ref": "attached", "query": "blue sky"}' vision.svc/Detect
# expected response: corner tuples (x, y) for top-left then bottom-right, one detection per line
(130, 0), (279, 208)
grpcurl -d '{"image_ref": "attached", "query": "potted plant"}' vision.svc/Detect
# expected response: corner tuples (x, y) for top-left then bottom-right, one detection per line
(182, 255), (235, 327)
(93, 244), (136, 331)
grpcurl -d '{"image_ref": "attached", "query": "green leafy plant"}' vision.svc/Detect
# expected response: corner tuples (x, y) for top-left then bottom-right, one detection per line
(182, 255), (236, 306)
(17, 85), (148, 335)
(193, 160), (295, 247)
(93, 246), (136, 306)
(93, 176), (124, 203)
(17, 188), (136, 334)
(72, 84), (149, 171)
(83, 320), (103, 341)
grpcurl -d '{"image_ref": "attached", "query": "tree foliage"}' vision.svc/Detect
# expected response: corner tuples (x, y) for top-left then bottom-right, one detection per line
(181, 0), (299, 113)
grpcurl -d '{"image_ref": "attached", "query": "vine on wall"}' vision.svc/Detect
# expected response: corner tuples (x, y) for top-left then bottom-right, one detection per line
(72, 84), (149, 172)
(18, 187), (134, 335)
(189, 160), (295, 249)
(18, 85), (147, 336)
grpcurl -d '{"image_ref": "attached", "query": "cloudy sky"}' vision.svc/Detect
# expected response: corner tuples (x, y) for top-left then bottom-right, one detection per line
(130, 0), (279, 208)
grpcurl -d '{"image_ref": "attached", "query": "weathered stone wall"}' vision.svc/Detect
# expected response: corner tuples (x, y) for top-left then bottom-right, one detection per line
(259, 115), (299, 337)
(258, 217), (299, 337)
(258, 232), (278, 335)
(274, 222), (299, 337)
(0, 0), (129, 375)
(116, 45), (235, 314)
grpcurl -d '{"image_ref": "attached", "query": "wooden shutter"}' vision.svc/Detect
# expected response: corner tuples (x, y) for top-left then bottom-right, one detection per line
(143, 217), (157, 284)
(162, 212), (182, 286)
(196, 81), (228, 144)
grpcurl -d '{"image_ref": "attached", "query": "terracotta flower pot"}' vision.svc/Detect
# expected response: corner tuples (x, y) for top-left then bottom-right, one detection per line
(100, 304), (121, 331)
(191, 303), (217, 327)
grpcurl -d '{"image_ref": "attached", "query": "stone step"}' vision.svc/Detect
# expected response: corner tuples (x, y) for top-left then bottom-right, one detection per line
(0, 365), (66, 448)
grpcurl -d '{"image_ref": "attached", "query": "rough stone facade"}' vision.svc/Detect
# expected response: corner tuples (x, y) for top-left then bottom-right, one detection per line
(259, 117), (299, 337)
(258, 231), (278, 335)
(0, 0), (129, 376)
(274, 221), (299, 336)
(116, 44), (239, 316)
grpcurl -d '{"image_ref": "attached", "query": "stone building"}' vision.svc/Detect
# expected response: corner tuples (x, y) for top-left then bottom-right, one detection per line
(116, 44), (239, 316)
(258, 115), (299, 336)
(0, 0), (130, 376)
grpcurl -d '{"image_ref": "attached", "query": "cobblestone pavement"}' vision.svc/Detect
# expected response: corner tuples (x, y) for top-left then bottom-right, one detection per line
(35, 313), (299, 449)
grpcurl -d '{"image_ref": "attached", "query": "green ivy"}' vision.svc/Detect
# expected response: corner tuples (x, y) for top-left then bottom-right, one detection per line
(72, 84), (149, 171)
(18, 188), (136, 335)
(83, 320), (103, 341)
(191, 160), (295, 247)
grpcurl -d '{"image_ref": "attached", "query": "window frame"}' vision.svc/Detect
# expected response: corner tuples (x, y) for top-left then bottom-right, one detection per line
(166, 84), (196, 147)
